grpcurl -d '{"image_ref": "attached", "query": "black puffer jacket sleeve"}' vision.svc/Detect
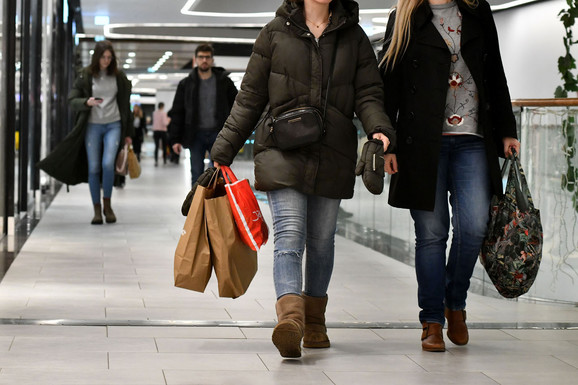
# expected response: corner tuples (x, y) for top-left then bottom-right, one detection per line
(210, 25), (273, 166)
(353, 24), (395, 150)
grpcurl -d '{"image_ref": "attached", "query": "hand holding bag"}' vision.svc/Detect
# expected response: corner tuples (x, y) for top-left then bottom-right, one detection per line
(221, 165), (269, 251)
(480, 150), (543, 298)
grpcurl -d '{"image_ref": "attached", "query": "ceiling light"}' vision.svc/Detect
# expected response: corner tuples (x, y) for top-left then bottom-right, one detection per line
(126, 59), (133, 64)
(128, 52), (136, 57)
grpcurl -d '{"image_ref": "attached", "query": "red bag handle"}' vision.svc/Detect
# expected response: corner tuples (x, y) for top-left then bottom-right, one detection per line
(220, 165), (238, 184)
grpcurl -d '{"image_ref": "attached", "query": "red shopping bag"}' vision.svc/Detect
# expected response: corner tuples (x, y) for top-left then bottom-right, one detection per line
(220, 166), (269, 251)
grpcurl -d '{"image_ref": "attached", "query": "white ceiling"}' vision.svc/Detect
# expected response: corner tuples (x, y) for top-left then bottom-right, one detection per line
(75, 0), (537, 96)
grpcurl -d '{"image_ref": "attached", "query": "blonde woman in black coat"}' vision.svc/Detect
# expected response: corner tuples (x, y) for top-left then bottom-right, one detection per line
(380, 0), (520, 352)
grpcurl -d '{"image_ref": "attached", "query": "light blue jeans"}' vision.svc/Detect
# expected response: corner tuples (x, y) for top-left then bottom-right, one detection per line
(267, 188), (341, 299)
(85, 121), (121, 204)
(410, 135), (492, 325)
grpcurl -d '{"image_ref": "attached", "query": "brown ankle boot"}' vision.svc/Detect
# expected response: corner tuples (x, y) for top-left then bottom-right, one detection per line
(91, 204), (103, 225)
(421, 322), (445, 352)
(272, 294), (304, 358)
(445, 308), (469, 345)
(303, 294), (330, 348)
(103, 198), (116, 223)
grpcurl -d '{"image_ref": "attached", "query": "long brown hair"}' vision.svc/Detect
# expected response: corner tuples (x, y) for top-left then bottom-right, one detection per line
(89, 40), (118, 76)
(381, 0), (478, 70)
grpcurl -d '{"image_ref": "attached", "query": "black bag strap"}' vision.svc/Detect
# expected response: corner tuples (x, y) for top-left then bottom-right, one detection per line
(322, 31), (340, 125)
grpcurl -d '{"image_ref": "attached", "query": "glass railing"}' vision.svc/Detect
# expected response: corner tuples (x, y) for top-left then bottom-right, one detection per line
(339, 100), (578, 304)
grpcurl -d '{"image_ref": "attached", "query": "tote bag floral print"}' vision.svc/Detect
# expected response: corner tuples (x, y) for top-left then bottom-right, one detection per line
(480, 152), (543, 298)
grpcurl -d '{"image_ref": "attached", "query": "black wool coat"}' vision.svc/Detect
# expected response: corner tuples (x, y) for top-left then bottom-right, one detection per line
(211, 0), (395, 199)
(380, 0), (517, 211)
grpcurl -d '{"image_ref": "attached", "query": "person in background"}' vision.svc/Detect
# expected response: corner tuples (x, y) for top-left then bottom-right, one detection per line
(38, 40), (133, 225)
(132, 104), (147, 161)
(379, 0), (521, 352)
(211, 0), (394, 359)
(170, 44), (238, 186)
(152, 102), (170, 166)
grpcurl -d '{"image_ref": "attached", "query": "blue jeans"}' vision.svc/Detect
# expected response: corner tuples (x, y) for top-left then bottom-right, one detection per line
(267, 188), (341, 299)
(85, 121), (121, 204)
(410, 135), (492, 325)
(189, 130), (219, 186)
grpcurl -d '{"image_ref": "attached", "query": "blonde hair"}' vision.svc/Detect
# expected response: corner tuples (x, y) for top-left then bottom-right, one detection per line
(381, 0), (479, 70)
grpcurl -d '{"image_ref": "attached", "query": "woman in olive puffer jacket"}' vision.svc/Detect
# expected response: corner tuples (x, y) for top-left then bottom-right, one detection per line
(211, 0), (395, 359)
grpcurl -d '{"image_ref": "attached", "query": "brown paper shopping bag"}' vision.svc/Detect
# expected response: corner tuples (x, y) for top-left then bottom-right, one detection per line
(173, 185), (212, 292)
(205, 193), (258, 299)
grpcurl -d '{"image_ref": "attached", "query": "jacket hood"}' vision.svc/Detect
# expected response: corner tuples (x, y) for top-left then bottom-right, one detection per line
(276, 0), (360, 31)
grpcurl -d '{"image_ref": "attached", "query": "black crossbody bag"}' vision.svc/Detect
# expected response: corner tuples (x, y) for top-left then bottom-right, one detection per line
(269, 33), (339, 151)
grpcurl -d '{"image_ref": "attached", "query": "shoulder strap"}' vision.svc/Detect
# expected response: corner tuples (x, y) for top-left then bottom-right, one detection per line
(322, 31), (340, 124)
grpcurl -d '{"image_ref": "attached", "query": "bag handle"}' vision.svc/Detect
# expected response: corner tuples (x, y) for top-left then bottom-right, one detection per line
(220, 165), (238, 184)
(321, 31), (340, 126)
(506, 149), (533, 212)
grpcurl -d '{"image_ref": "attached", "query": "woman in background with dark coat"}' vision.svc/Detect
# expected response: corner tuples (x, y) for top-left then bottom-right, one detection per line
(211, 0), (395, 358)
(380, 0), (520, 352)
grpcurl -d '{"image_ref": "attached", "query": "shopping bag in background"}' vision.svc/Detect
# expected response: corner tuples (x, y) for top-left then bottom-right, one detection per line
(480, 150), (543, 298)
(127, 146), (141, 179)
(221, 165), (269, 251)
(115, 144), (129, 176)
(205, 173), (258, 298)
(174, 185), (213, 292)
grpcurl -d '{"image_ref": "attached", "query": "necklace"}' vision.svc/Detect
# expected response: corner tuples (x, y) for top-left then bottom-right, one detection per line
(305, 12), (331, 29)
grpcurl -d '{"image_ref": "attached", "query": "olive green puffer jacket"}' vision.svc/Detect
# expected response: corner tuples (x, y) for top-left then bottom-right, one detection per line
(210, 0), (394, 199)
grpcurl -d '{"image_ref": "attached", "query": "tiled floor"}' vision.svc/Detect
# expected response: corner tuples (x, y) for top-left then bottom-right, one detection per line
(0, 147), (577, 384)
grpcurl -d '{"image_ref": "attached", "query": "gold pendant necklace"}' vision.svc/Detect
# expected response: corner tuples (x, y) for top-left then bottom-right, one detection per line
(305, 12), (331, 29)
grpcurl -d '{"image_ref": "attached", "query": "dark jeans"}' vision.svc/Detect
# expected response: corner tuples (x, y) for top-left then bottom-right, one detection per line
(189, 130), (219, 186)
(153, 131), (168, 164)
(410, 135), (492, 325)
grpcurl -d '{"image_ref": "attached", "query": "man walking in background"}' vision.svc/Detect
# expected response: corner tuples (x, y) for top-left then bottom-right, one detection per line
(170, 44), (238, 186)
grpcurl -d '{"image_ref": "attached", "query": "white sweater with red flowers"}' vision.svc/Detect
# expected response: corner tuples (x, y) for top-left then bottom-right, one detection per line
(431, 1), (481, 137)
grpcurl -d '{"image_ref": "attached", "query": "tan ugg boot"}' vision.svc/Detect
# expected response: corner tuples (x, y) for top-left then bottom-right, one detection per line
(91, 204), (103, 225)
(102, 198), (116, 223)
(303, 294), (330, 348)
(272, 294), (305, 358)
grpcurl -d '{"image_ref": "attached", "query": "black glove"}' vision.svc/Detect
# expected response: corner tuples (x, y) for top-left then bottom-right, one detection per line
(355, 139), (385, 195)
(181, 167), (218, 216)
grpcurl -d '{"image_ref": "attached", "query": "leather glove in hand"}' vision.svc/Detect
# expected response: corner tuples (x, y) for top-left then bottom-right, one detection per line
(355, 139), (385, 195)
(181, 166), (217, 216)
